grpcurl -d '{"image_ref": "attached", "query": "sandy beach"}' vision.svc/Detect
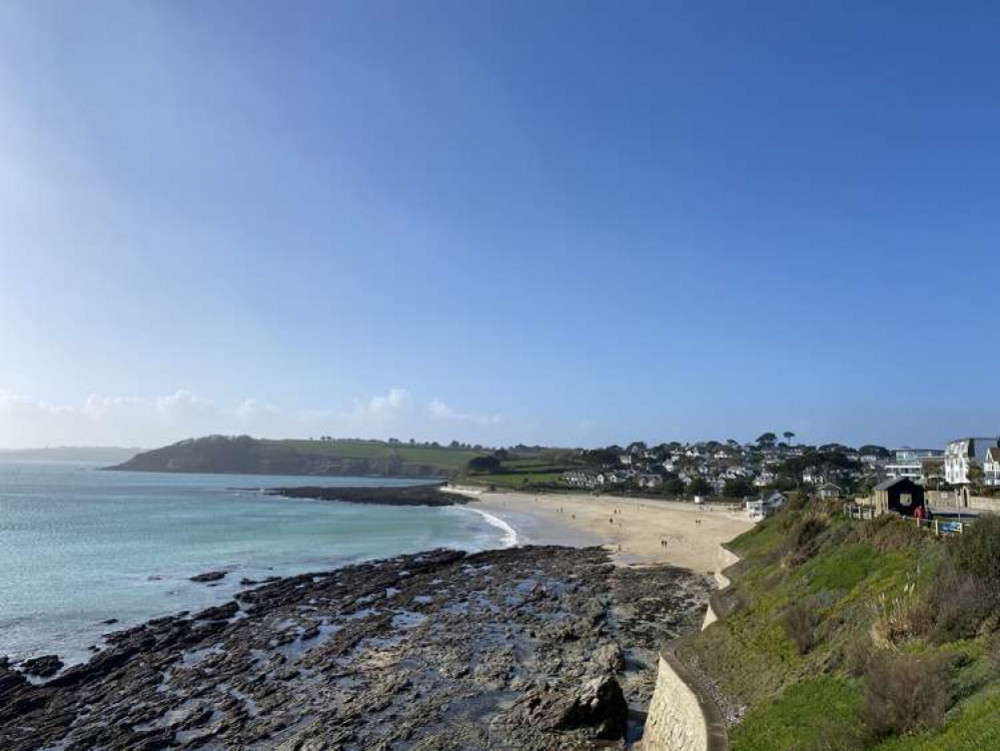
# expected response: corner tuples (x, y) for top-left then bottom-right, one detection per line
(449, 487), (754, 575)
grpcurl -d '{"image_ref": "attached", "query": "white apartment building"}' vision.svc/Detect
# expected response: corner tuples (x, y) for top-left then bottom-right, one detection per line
(944, 437), (1000, 485)
(885, 447), (944, 484)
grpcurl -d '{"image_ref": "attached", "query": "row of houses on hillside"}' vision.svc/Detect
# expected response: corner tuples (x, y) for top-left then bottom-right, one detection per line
(563, 470), (614, 490)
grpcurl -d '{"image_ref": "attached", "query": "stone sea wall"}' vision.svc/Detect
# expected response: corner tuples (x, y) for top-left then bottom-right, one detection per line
(701, 544), (740, 629)
(701, 601), (720, 630)
(641, 543), (739, 751)
(641, 649), (728, 751)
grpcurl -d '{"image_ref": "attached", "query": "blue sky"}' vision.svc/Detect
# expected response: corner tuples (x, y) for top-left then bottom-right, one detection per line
(1, 1), (997, 449)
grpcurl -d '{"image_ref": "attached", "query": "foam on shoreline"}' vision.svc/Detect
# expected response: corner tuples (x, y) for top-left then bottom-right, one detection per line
(461, 506), (521, 548)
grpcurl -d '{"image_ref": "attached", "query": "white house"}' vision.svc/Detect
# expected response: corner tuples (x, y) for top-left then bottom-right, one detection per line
(817, 482), (842, 500)
(746, 491), (787, 521)
(802, 469), (823, 485)
(753, 470), (776, 488)
(985, 447), (1000, 488)
(563, 470), (599, 490)
(945, 437), (1000, 485)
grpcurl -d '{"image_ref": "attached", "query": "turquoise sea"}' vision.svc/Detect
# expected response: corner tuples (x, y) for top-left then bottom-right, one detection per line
(0, 461), (512, 664)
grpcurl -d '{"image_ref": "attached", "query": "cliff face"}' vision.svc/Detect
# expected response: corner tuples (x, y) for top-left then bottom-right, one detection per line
(107, 436), (452, 478)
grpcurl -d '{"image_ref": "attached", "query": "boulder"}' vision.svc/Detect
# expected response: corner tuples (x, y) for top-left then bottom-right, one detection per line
(193, 601), (239, 621)
(555, 673), (627, 740)
(190, 570), (227, 583)
(510, 673), (628, 741)
(19, 655), (63, 678)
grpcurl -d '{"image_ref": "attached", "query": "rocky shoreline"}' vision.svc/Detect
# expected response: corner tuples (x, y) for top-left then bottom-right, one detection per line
(267, 484), (459, 507)
(0, 546), (710, 750)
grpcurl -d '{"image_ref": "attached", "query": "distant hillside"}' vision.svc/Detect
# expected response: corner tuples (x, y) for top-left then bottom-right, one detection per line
(0, 446), (142, 463)
(106, 435), (485, 478)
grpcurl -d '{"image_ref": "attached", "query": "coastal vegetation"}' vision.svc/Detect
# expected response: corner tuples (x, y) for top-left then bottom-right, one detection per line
(459, 448), (576, 490)
(459, 451), (575, 490)
(681, 501), (1000, 750)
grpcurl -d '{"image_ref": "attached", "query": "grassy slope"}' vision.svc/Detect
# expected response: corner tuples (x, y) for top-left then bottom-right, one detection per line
(461, 456), (571, 489)
(271, 439), (482, 469)
(684, 506), (1000, 751)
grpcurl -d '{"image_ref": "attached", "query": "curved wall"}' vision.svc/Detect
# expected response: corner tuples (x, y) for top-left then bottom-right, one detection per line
(641, 544), (738, 750)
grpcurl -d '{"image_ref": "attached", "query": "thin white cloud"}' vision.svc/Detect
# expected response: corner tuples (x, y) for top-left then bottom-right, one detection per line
(361, 388), (414, 417)
(428, 398), (502, 427)
(0, 387), (506, 449)
(428, 398), (463, 421)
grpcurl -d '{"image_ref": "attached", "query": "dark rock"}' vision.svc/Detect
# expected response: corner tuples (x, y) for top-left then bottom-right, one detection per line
(556, 674), (628, 739)
(193, 601), (239, 621)
(268, 484), (457, 507)
(190, 570), (227, 583)
(0, 547), (711, 751)
(0, 665), (27, 697)
(100, 618), (119, 625)
(19, 655), (63, 677)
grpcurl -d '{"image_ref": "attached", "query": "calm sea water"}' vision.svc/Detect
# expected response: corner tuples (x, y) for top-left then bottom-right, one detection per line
(0, 461), (511, 664)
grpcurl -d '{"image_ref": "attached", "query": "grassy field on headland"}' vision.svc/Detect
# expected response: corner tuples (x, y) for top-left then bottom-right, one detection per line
(682, 499), (1000, 750)
(275, 439), (483, 468)
(108, 435), (486, 477)
(461, 457), (570, 488)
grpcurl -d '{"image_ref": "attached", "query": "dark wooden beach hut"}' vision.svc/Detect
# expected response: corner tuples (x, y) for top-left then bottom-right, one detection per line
(873, 478), (926, 517)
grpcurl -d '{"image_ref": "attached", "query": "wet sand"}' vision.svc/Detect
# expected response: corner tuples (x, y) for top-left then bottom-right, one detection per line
(449, 488), (754, 574)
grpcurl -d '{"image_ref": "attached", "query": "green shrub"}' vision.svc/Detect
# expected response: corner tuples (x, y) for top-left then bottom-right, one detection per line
(784, 602), (816, 654)
(920, 518), (1000, 642)
(784, 513), (829, 567)
(951, 514), (1000, 586)
(849, 514), (923, 552)
(925, 563), (995, 642)
(862, 651), (949, 740)
(788, 490), (812, 511)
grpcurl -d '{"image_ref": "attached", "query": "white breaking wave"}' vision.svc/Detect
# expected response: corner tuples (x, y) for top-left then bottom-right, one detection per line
(461, 506), (520, 548)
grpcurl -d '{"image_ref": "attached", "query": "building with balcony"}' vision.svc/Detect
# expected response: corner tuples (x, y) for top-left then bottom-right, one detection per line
(884, 447), (944, 484)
